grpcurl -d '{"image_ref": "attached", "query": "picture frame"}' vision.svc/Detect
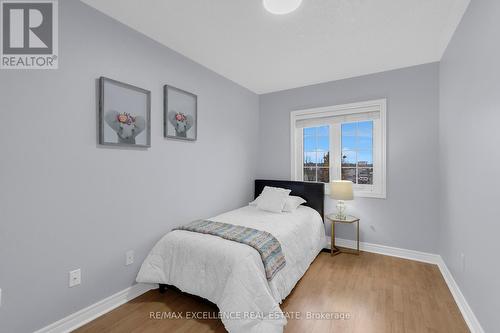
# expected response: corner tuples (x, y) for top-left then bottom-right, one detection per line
(164, 85), (197, 141)
(99, 77), (151, 148)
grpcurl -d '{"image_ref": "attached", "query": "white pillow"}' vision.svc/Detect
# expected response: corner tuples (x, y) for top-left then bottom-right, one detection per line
(249, 186), (290, 206)
(254, 186), (291, 213)
(283, 196), (306, 212)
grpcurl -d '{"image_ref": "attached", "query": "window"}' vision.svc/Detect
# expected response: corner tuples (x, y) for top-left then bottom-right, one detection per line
(341, 121), (373, 185)
(303, 126), (329, 183)
(291, 99), (386, 198)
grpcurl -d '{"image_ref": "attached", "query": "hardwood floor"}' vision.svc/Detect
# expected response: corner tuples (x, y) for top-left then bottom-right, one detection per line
(75, 252), (469, 333)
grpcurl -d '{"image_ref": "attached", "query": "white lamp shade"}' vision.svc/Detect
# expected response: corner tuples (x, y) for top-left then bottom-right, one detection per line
(330, 181), (354, 200)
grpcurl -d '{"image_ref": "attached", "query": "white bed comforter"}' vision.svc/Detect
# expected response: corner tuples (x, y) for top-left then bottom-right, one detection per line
(136, 205), (324, 333)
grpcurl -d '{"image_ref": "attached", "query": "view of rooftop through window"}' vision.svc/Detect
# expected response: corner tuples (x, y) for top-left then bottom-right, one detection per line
(341, 121), (373, 185)
(303, 125), (329, 183)
(303, 121), (374, 185)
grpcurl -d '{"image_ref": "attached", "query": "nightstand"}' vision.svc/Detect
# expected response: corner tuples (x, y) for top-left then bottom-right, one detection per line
(326, 214), (360, 256)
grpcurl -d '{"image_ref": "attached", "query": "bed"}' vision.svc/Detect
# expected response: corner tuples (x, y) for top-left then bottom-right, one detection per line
(136, 180), (325, 333)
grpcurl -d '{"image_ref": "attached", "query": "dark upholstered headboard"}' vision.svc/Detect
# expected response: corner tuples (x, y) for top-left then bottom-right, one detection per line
(254, 179), (324, 220)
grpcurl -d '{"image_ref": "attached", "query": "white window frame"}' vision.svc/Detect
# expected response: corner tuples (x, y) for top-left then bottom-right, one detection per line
(290, 99), (387, 199)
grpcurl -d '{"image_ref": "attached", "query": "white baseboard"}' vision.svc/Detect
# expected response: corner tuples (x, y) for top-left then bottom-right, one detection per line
(34, 283), (155, 333)
(325, 236), (484, 333)
(436, 257), (485, 333)
(324, 236), (440, 264)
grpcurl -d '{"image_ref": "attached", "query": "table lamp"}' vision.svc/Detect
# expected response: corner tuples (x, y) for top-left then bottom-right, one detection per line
(330, 180), (354, 220)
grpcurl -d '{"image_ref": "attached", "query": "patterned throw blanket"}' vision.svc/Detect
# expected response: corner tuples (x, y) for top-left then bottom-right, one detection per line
(174, 220), (286, 281)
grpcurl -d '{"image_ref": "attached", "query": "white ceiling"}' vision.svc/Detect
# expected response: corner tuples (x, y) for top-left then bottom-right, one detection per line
(81, 0), (470, 94)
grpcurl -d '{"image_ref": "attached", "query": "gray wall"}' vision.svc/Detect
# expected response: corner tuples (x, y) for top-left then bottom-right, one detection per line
(258, 63), (440, 253)
(439, 0), (500, 331)
(0, 1), (259, 332)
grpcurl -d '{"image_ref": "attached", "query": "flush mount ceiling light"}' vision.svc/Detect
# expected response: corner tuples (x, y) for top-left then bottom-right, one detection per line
(263, 0), (302, 15)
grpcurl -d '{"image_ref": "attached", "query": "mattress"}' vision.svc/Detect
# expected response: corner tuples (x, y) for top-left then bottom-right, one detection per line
(136, 205), (325, 333)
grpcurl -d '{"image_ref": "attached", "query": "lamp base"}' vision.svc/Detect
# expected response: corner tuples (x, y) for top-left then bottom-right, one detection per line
(335, 200), (347, 220)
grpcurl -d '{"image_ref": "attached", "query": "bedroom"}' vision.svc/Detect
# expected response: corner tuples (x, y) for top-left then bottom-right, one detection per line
(0, 0), (497, 332)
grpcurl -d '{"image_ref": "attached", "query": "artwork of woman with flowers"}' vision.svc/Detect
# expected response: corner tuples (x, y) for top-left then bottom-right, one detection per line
(104, 111), (146, 145)
(99, 77), (151, 147)
(164, 85), (197, 141)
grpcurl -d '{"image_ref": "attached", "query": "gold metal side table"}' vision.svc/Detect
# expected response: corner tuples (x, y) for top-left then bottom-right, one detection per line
(326, 214), (360, 256)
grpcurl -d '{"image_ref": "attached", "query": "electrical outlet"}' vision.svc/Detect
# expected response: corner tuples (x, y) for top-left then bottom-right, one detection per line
(126, 250), (134, 266)
(460, 253), (466, 272)
(69, 269), (81, 287)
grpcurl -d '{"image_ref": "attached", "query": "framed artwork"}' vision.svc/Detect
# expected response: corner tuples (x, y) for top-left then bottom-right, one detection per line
(99, 77), (151, 147)
(164, 85), (197, 141)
